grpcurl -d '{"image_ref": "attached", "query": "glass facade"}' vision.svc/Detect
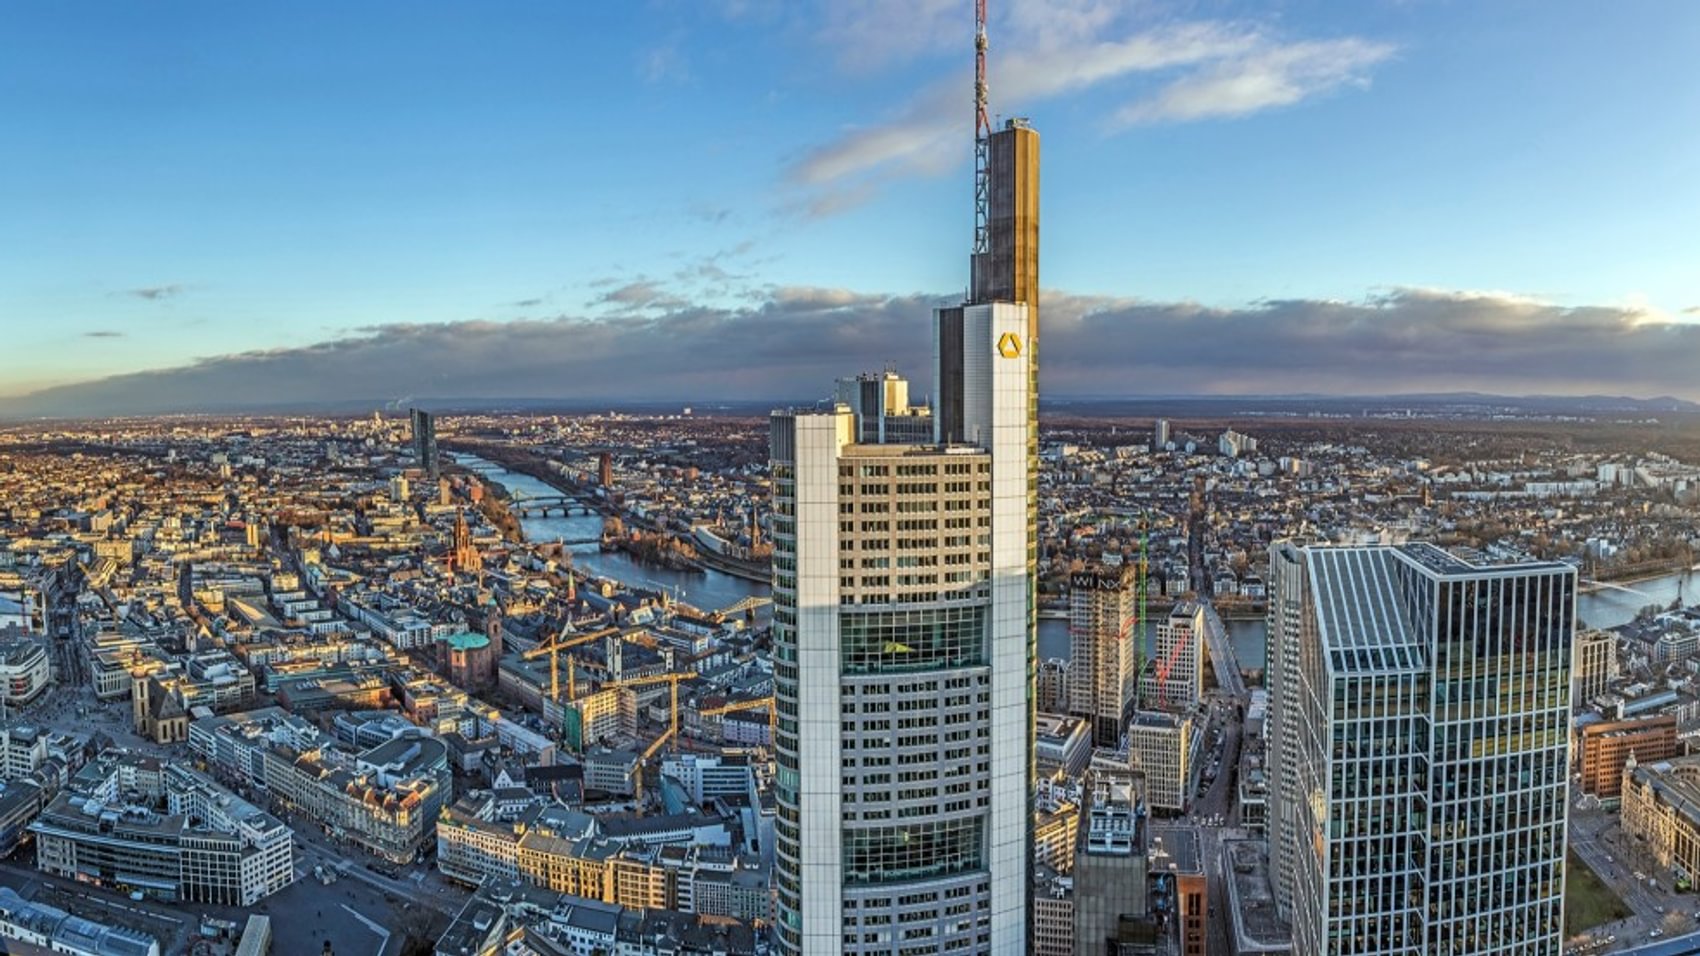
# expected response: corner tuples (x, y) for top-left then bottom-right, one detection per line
(1269, 543), (1574, 956)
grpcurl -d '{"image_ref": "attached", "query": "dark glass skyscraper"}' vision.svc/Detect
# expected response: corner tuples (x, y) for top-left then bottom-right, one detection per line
(1267, 542), (1575, 955)
(410, 408), (438, 480)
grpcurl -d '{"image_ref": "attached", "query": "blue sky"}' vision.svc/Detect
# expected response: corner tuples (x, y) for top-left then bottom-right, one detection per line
(4, 1), (1698, 408)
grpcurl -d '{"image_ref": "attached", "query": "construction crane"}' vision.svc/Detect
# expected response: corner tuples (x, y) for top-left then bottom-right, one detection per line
(699, 696), (776, 738)
(598, 670), (698, 809)
(520, 624), (622, 707)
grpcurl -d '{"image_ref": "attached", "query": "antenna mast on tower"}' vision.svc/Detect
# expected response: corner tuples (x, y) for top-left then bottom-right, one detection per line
(972, 0), (990, 261)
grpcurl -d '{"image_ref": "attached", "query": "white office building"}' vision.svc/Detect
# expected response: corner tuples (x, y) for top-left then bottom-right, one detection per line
(770, 301), (1033, 956)
(1142, 603), (1206, 713)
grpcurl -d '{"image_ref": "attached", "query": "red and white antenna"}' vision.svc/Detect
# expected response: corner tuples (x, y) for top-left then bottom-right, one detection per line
(972, 0), (990, 258)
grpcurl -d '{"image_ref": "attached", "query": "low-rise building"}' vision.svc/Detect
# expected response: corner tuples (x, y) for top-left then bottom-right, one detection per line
(1033, 867), (1074, 956)
(0, 636), (50, 705)
(1622, 753), (1700, 885)
(0, 725), (48, 782)
(660, 753), (756, 806)
(1579, 714), (1678, 800)
(31, 754), (292, 905)
(0, 886), (161, 956)
(1036, 712), (1093, 778)
(262, 735), (451, 864)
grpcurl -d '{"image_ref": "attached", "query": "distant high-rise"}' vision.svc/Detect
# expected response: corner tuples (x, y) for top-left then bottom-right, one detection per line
(1153, 419), (1170, 449)
(598, 452), (613, 489)
(834, 369), (933, 444)
(409, 408), (438, 480)
(1573, 628), (1618, 708)
(1036, 658), (1069, 713)
(1266, 541), (1575, 956)
(1067, 564), (1138, 747)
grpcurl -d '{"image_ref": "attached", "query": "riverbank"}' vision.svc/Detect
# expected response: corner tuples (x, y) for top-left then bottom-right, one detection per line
(1580, 561), (1699, 592)
(694, 545), (771, 584)
(454, 452), (773, 621)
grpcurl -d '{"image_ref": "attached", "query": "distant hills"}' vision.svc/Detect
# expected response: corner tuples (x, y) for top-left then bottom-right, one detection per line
(3, 391), (1696, 423)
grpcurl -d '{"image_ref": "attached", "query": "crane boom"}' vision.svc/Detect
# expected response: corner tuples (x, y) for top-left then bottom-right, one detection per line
(701, 696), (777, 736)
(600, 669), (698, 811)
(521, 624), (621, 706)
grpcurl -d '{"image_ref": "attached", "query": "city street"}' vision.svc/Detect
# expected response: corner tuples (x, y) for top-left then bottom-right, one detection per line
(1570, 803), (1698, 950)
(0, 852), (419, 956)
(282, 806), (471, 918)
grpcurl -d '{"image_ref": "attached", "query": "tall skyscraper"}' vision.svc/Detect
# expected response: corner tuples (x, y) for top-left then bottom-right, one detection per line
(409, 408), (438, 480)
(1153, 419), (1170, 449)
(770, 297), (1032, 955)
(770, 17), (1041, 951)
(1068, 564), (1138, 747)
(1266, 541), (1575, 956)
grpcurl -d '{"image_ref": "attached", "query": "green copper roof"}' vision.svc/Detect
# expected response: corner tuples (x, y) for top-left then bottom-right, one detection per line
(443, 631), (489, 650)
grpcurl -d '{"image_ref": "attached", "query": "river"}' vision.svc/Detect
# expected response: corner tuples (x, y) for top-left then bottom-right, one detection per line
(456, 454), (772, 622)
(1036, 569), (1697, 677)
(459, 454), (1691, 669)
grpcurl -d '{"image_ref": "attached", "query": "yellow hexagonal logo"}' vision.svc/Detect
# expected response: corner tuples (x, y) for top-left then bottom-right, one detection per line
(996, 332), (1022, 359)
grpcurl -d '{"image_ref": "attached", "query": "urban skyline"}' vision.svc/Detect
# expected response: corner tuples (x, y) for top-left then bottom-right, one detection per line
(5, 2), (1700, 413)
(4, 4), (1700, 956)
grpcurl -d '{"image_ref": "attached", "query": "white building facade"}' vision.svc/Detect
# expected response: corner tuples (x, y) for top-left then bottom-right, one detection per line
(771, 300), (1033, 955)
(1143, 603), (1206, 713)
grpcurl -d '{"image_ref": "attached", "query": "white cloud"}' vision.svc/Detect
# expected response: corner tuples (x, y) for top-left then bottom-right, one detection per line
(787, 7), (1394, 215)
(1112, 38), (1395, 126)
(639, 36), (690, 84)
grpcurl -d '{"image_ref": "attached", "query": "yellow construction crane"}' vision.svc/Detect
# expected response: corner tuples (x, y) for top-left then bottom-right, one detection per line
(520, 624), (622, 705)
(699, 696), (776, 737)
(598, 670), (698, 809)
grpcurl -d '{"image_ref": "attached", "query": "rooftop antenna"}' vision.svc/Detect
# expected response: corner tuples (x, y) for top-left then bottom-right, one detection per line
(973, 0), (990, 263)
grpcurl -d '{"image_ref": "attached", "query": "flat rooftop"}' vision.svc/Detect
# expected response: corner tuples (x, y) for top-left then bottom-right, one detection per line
(1224, 839), (1293, 954)
(1146, 826), (1201, 875)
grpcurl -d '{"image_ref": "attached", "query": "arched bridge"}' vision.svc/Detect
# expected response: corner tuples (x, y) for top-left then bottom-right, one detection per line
(714, 595), (773, 618)
(510, 495), (597, 518)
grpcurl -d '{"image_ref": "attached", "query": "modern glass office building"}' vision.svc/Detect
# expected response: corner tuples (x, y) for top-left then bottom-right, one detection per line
(1267, 542), (1574, 956)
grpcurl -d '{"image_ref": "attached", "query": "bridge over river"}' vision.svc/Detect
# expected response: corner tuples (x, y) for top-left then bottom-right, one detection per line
(508, 493), (598, 518)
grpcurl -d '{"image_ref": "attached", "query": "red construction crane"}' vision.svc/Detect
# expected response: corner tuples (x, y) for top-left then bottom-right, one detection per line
(1153, 633), (1190, 711)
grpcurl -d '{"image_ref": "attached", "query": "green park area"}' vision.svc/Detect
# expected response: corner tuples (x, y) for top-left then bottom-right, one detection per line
(1566, 849), (1633, 937)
